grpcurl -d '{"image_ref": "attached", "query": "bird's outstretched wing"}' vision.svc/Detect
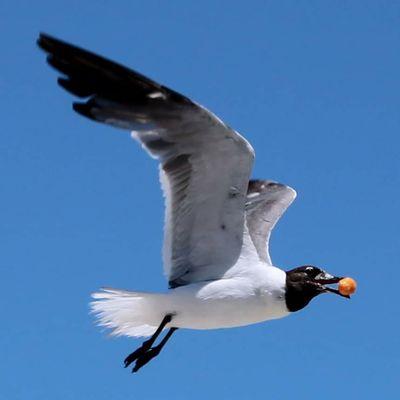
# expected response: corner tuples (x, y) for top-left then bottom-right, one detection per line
(245, 180), (296, 265)
(37, 33), (255, 287)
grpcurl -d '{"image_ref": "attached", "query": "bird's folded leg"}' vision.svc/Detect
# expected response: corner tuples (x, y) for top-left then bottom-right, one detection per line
(123, 339), (152, 368)
(123, 314), (177, 372)
(131, 327), (178, 372)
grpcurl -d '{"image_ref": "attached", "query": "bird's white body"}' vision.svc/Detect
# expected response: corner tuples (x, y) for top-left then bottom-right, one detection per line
(92, 259), (289, 337)
(169, 266), (289, 330)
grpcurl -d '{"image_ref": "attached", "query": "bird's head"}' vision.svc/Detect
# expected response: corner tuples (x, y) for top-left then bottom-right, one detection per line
(285, 265), (348, 312)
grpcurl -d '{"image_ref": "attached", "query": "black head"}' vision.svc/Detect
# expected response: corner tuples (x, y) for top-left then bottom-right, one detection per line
(285, 265), (348, 312)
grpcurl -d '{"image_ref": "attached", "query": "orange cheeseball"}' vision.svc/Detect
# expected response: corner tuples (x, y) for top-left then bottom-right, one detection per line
(338, 277), (357, 296)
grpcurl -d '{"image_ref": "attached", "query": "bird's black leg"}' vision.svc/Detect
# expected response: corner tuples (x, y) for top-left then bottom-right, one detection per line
(123, 314), (174, 370)
(132, 327), (178, 373)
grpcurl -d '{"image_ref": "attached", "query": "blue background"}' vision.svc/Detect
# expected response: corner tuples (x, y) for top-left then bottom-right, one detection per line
(1, 1), (399, 399)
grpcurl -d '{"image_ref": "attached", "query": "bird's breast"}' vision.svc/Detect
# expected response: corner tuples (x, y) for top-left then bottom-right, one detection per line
(167, 276), (290, 330)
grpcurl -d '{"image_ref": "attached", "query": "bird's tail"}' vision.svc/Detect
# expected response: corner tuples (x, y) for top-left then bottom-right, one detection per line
(90, 288), (168, 338)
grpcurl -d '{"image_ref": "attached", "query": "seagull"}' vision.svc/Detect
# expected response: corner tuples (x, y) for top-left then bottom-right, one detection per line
(37, 33), (351, 373)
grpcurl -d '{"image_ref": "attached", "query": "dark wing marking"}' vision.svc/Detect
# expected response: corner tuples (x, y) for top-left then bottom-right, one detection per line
(38, 33), (255, 286)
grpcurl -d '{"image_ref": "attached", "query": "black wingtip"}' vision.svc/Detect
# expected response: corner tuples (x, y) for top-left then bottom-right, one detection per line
(37, 32), (46, 45)
(37, 32), (56, 51)
(37, 31), (195, 126)
(58, 78), (92, 98)
(37, 32), (85, 58)
(73, 102), (94, 119)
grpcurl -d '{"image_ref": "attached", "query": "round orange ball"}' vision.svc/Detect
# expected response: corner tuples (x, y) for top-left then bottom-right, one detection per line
(338, 277), (357, 296)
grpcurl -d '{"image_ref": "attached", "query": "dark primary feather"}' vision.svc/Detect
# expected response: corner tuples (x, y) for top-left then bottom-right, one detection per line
(37, 33), (193, 126)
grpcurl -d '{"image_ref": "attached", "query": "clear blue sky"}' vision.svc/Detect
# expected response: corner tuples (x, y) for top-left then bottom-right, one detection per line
(1, 1), (399, 399)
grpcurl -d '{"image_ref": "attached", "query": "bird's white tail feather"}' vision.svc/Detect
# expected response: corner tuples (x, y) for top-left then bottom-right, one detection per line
(91, 288), (168, 338)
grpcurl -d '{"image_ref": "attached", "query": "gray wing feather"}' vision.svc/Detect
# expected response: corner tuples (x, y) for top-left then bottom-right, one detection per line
(245, 180), (296, 265)
(38, 33), (255, 287)
(135, 110), (254, 287)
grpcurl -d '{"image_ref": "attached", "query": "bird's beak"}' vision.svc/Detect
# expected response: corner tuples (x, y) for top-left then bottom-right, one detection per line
(313, 272), (350, 298)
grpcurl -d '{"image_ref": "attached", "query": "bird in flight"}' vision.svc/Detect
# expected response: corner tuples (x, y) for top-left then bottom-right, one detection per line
(37, 33), (354, 373)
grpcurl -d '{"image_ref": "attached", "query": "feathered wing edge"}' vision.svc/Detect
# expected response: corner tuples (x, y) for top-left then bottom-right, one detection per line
(245, 179), (297, 264)
(37, 33), (255, 287)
